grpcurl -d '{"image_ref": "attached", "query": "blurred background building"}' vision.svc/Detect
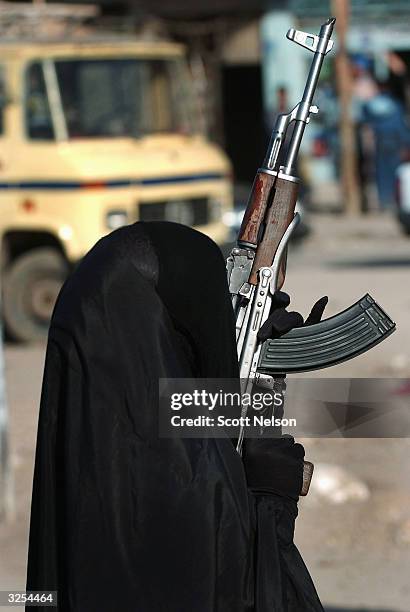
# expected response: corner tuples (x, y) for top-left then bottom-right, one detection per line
(63, 0), (410, 213)
(4, 0), (410, 210)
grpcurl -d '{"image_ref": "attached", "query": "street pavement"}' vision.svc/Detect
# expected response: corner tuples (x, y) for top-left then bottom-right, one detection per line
(1, 211), (409, 611)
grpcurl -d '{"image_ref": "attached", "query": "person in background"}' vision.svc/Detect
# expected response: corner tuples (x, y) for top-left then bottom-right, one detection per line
(362, 80), (410, 210)
(351, 56), (378, 212)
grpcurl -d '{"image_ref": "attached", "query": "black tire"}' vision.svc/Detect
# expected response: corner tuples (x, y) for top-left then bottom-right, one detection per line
(2, 248), (68, 343)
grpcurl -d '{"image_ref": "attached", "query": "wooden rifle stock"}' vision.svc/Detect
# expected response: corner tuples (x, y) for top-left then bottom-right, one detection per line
(238, 170), (299, 287)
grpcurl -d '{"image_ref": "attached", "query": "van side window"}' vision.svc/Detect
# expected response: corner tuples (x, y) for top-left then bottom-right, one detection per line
(25, 63), (54, 140)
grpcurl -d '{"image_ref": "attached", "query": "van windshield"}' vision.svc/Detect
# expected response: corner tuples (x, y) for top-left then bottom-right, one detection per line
(54, 58), (194, 138)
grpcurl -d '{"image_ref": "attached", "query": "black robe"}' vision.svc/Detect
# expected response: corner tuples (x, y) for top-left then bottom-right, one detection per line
(26, 222), (323, 611)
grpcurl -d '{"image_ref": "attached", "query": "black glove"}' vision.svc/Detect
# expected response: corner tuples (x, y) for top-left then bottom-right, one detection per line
(257, 291), (328, 342)
(243, 436), (305, 500)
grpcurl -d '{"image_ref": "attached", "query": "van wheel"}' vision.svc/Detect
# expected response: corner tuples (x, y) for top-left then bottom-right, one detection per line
(2, 248), (68, 342)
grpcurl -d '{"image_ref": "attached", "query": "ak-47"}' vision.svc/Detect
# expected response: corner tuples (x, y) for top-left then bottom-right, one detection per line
(226, 17), (396, 456)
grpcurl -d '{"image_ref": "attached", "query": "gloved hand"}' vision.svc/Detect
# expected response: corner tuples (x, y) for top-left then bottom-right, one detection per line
(257, 291), (328, 342)
(243, 436), (305, 500)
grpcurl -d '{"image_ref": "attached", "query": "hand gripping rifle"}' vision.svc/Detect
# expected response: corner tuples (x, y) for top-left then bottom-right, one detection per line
(226, 18), (396, 465)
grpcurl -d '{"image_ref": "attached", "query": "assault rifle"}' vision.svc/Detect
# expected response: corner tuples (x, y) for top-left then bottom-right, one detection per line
(226, 18), (396, 460)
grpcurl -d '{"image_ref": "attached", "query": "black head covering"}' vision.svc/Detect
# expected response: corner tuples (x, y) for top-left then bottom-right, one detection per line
(141, 221), (239, 378)
(26, 221), (323, 612)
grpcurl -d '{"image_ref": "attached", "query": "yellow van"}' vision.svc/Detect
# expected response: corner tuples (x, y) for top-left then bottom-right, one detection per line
(0, 39), (232, 341)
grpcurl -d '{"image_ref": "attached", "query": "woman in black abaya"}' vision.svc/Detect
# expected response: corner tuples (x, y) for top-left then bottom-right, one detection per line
(27, 221), (325, 611)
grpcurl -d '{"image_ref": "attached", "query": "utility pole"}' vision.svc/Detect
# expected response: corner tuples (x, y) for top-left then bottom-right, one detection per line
(332, 0), (361, 214)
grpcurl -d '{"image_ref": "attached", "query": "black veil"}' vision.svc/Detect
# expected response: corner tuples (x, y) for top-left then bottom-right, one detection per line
(26, 221), (323, 612)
